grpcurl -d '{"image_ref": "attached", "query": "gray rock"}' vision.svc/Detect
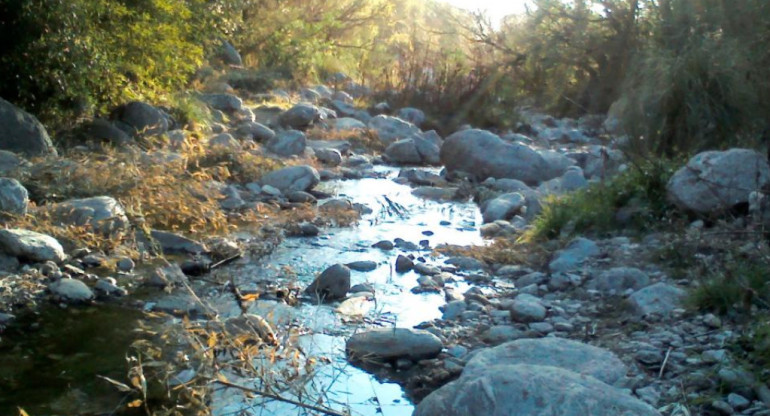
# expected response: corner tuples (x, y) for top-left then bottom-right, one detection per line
(49, 278), (94, 303)
(279, 103), (320, 129)
(508, 293), (547, 323)
(235, 121), (275, 142)
(331, 117), (366, 131)
(727, 393), (750, 411)
(367, 115), (420, 145)
(481, 325), (523, 344)
(345, 260), (377, 272)
(346, 328), (442, 361)
(0, 150), (30, 175)
(315, 148), (343, 166)
(305, 264), (350, 301)
(372, 240), (394, 250)
(0, 97), (56, 157)
(299, 222), (319, 236)
(307, 139), (351, 154)
(111, 101), (169, 137)
(0, 178), (28, 215)
(385, 139), (422, 164)
(441, 129), (552, 185)
(200, 93), (243, 113)
(549, 237), (600, 273)
(442, 300), (467, 320)
(319, 198), (353, 211)
(395, 255), (414, 273)
(414, 136), (441, 165)
(412, 187), (457, 200)
(482, 192), (525, 223)
(78, 118), (132, 146)
(445, 256), (484, 271)
(94, 279), (127, 297)
(208, 133), (240, 149)
(260, 165), (320, 193)
(116, 257), (135, 272)
(396, 107), (425, 126)
(287, 191), (316, 203)
(589, 267), (651, 295)
(217, 41), (242, 65)
(0, 229), (66, 263)
(51, 196), (129, 235)
(266, 130), (306, 157)
(464, 337), (628, 384)
(150, 230), (207, 255)
(414, 263), (441, 276)
(261, 184), (282, 196)
(628, 283), (685, 316)
(668, 149), (770, 214)
(415, 364), (659, 416)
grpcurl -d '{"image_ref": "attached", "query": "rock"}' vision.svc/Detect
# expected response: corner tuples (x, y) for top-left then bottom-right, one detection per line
(200, 93), (243, 113)
(315, 148), (343, 166)
(287, 191), (316, 203)
(0, 178), (28, 215)
(319, 198), (353, 211)
(385, 139), (422, 164)
(261, 184), (282, 196)
(464, 337), (628, 384)
(414, 263), (441, 276)
(51, 196), (129, 235)
(260, 165), (320, 193)
(414, 364), (660, 416)
(0, 97), (56, 157)
(208, 133), (240, 149)
(372, 240), (394, 250)
(77, 118), (132, 146)
(299, 222), (319, 236)
(508, 293), (547, 323)
(445, 256), (484, 271)
(0, 151), (30, 175)
(588, 267), (650, 295)
(395, 255), (414, 273)
(278, 103), (320, 129)
(727, 393), (750, 411)
(549, 237), (600, 273)
(667, 148), (770, 214)
(412, 187), (457, 200)
(307, 139), (351, 154)
(94, 279), (127, 297)
(218, 40), (242, 65)
(441, 300), (467, 320)
(111, 101), (169, 137)
(346, 260), (377, 272)
(367, 115), (420, 145)
(628, 283), (685, 317)
(441, 129), (552, 185)
(235, 121), (275, 142)
(413, 136), (441, 165)
(331, 117), (366, 131)
(0, 229), (66, 263)
(305, 264), (351, 301)
(481, 192), (525, 223)
(146, 264), (189, 288)
(116, 257), (135, 272)
(150, 230), (207, 255)
(346, 328), (442, 361)
(396, 107), (426, 127)
(266, 130), (306, 156)
(49, 278), (94, 303)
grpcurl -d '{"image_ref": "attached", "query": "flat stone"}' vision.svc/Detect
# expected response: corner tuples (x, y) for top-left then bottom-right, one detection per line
(346, 328), (443, 361)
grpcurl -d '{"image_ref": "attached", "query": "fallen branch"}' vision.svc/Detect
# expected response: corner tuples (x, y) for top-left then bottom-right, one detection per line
(659, 347), (673, 378)
(212, 379), (348, 416)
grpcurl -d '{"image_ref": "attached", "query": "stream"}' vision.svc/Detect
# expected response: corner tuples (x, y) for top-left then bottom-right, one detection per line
(0, 165), (487, 416)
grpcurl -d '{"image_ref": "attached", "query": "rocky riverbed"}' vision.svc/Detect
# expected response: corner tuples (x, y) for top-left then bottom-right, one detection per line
(0, 81), (769, 416)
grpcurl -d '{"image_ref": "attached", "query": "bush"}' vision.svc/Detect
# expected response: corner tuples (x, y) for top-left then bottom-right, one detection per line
(689, 257), (770, 315)
(523, 159), (677, 241)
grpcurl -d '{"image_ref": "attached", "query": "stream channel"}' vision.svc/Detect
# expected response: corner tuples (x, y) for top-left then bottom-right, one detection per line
(0, 165), (489, 416)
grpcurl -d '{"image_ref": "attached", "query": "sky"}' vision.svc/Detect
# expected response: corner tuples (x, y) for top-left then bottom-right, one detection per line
(440, 0), (532, 18)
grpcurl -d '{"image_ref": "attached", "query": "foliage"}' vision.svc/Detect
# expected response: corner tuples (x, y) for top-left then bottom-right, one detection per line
(689, 254), (770, 315)
(0, 0), (220, 127)
(523, 158), (677, 241)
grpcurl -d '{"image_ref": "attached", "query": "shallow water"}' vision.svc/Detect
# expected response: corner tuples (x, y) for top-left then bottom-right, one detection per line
(213, 166), (485, 416)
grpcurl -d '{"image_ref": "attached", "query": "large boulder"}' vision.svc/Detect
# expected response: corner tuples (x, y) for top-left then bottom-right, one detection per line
(111, 101), (169, 137)
(628, 282), (685, 317)
(0, 97), (56, 157)
(332, 117), (367, 131)
(0, 178), (28, 215)
(0, 229), (66, 263)
(278, 103), (321, 129)
(51, 196), (129, 235)
(260, 165), (320, 193)
(385, 139), (422, 164)
(266, 130), (306, 157)
(235, 121), (275, 142)
(441, 129), (551, 185)
(549, 237), (600, 273)
(463, 337), (628, 384)
(305, 263), (350, 301)
(217, 40), (242, 66)
(0, 151), (30, 175)
(76, 118), (133, 146)
(49, 278), (94, 303)
(367, 115), (420, 145)
(414, 364), (660, 416)
(200, 93), (243, 113)
(667, 148), (770, 215)
(346, 328), (442, 361)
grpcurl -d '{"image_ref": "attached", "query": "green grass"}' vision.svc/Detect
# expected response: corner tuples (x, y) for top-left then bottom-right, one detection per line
(523, 159), (678, 241)
(689, 258), (770, 314)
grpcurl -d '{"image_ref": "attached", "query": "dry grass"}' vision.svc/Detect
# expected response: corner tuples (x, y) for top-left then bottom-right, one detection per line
(306, 126), (384, 152)
(438, 238), (550, 268)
